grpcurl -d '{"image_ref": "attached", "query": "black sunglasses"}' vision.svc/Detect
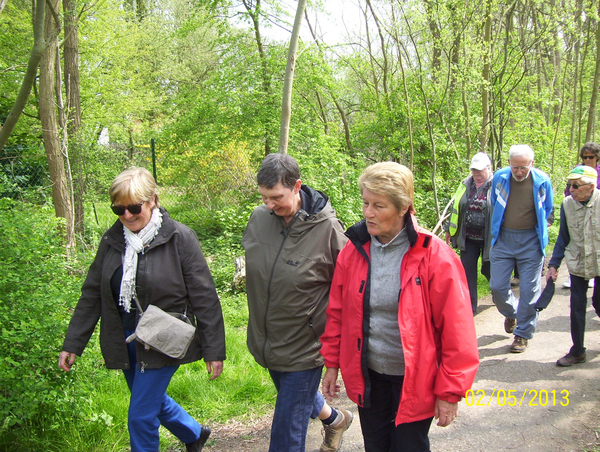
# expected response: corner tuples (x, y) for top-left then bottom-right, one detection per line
(111, 201), (145, 215)
(582, 155), (596, 160)
(566, 183), (585, 190)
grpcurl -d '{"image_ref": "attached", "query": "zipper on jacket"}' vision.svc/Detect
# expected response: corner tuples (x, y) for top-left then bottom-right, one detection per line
(359, 280), (365, 293)
(357, 338), (361, 351)
(140, 361), (146, 373)
(262, 212), (302, 365)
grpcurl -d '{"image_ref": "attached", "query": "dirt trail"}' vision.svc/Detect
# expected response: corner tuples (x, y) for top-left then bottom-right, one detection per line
(206, 265), (600, 452)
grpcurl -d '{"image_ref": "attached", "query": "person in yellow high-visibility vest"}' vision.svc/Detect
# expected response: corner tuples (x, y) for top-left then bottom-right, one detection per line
(444, 153), (494, 315)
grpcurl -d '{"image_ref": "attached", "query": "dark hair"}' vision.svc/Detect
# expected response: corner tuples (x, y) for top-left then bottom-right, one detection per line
(256, 153), (300, 189)
(580, 142), (600, 159)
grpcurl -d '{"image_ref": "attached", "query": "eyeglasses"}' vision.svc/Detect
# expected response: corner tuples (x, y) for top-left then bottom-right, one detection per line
(566, 183), (586, 190)
(510, 165), (531, 172)
(582, 155), (597, 160)
(111, 201), (144, 215)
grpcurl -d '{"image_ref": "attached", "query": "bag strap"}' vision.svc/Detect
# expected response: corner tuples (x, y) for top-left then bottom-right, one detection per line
(131, 296), (189, 318)
(132, 297), (144, 315)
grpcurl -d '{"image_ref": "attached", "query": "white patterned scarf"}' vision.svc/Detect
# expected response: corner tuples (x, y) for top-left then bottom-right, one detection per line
(119, 207), (163, 312)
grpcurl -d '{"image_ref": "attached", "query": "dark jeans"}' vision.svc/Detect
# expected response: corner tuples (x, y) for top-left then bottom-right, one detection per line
(460, 239), (490, 313)
(268, 366), (324, 452)
(358, 368), (433, 452)
(569, 275), (600, 356)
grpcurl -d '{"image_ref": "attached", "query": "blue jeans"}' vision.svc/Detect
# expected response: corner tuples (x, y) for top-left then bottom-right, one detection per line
(268, 366), (325, 452)
(490, 228), (543, 339)
(569, 275), (600, 356)
(358, 369), (432, 452)
(123, 336), (202, 452)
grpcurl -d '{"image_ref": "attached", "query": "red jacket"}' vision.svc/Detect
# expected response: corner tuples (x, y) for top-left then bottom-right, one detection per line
(320, 214), (479, 425)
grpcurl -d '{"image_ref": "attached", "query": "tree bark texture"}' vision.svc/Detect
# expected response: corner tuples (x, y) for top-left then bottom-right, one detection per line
(39, 0), (74, 248)
(278, 0), (306, 154)
(0, 0), (46, 150)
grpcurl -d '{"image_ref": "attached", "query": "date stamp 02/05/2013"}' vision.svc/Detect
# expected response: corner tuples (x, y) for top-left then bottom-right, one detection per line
(463, 389), (570, 407)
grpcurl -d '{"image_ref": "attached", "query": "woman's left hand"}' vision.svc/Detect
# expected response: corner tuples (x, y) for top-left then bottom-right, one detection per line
(206, 361), (223, 380)
(434, 398), (458, 427)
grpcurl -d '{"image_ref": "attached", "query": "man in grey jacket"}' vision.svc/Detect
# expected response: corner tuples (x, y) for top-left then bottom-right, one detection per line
(547, 165), (600, 367)
(242, 153), (352, 452)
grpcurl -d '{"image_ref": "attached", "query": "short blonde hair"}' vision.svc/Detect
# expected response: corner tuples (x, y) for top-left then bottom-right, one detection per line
(358, 162), (414, 213)
(110, 167), (160, 207)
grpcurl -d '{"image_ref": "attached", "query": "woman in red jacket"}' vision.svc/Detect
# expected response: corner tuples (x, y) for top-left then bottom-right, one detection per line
(320, 162), (479, 452)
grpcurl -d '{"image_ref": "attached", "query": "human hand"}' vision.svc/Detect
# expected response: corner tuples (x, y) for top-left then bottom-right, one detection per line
(58, 351), (77, 372)
(546, 267), (558, 282)
(444, 232), (451, 246)
(206, 361), (223, 380)
(434, 398), (458, 427)
(321, 367), (340, 402)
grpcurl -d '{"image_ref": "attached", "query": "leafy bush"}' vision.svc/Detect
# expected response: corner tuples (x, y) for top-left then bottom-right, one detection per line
(0, 198), (105, 444)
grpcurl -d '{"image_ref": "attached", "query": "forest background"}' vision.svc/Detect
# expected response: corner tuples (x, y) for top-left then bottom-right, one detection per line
(1, 0), (599, 450)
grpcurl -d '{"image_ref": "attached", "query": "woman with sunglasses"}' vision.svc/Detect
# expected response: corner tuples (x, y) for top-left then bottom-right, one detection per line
(58, 167), (225, 452)
(562, 142), (600, 289)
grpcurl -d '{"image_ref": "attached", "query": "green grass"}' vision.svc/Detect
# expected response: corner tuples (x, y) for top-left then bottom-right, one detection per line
(5, 292), (276, 452)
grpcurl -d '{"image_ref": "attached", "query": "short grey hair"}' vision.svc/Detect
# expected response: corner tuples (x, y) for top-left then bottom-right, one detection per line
(579, 176), (596, 185)
(509, 144), (534, 162)
(257, 153), (300, 189)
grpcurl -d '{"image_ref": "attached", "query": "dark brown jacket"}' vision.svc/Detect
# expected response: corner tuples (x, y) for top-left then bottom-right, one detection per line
(62, 208), (226, 369)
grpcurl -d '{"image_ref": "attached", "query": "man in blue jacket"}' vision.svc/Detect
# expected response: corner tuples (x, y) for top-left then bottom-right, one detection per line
(490, 144), (554, 353)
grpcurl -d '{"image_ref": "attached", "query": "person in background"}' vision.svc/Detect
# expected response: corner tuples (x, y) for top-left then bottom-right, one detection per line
(489, 145), (554, 353)
(321, 162), (479, 452)
(561, 142), (600, 289)
(547, 166), (600, 366)
(59, 167), (225, 452)
(242, 154), (352, 452)
(444, 152), (493, 314)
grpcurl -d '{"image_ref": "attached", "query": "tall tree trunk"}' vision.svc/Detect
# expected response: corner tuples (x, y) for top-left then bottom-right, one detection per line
(390, 3), (415, 170)
(577, 14), (592, 149)
(424, 0), (442, 78)
(0, 0), (46, 149)
(569, 0), (584, 153)
(278, 0), (306, 154)
(586, 7), (600, 142)
(304, 11), (354, 155)
(480, 0), (492, 152)
(242, 0), (273, 156)
(362, 3), (380, 101)
(39, 0), (75, 250)
(365, 0), (394, 135)
(63, 0), (84, 236)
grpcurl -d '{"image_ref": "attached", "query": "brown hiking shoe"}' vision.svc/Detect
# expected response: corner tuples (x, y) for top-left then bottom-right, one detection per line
(510, 336), (528, 353)
(504, 317), (516, 334)
(556, 352), (586, 367)
(320, 409), (353, 452)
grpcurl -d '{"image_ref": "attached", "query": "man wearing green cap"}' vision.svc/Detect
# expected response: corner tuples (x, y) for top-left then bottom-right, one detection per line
(547, 165), (600, 366)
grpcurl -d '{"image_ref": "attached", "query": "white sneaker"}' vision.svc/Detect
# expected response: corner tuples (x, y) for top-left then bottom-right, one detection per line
(563, 275), (571, 289)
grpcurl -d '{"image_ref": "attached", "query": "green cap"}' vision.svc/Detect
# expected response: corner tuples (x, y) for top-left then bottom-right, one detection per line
(567, 165), (597, 183)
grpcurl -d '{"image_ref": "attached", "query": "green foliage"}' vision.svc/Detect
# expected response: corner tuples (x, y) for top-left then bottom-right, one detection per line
(0, 199), (97, 435)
